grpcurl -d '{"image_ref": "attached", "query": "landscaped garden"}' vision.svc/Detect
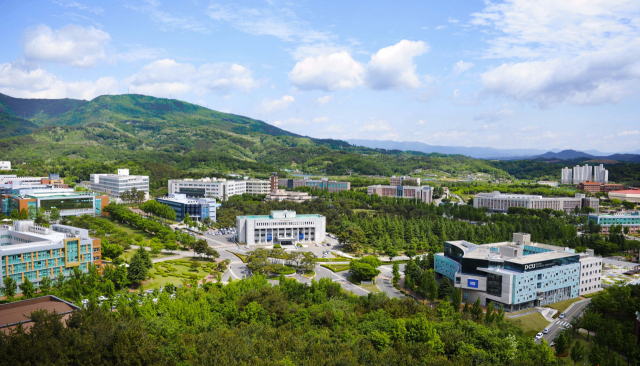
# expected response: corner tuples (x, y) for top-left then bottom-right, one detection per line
(142, 258), (230, 289)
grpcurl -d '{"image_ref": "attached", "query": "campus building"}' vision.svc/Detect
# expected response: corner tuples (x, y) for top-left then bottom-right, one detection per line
(472, 191), (599, 213)
(0, 162), (10, 171)
(609, 188), (640, 203)
(90, 169), (149, 202)
(265, 189), (312, 203)
(0, 174), (69, 195)
(588, 212), (640, 234)
(236, 210), (326, 246)
(168, 177), (246, 200)
(434, 233), (601, 311)
(367, 185), (433, 204)
(0, 188), (109, 218)
(577, 181), (624, 193)
(284, 177), (351, 192)
(0, 220), (102, 294)
(155, 194), (216, 222)
(389, 176), (421, 186)
(246, 180), (271, 195)
(537, 181), (559, 187)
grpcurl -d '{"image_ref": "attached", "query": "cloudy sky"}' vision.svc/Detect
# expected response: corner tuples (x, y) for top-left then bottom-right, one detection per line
(1, 0), (639, 152)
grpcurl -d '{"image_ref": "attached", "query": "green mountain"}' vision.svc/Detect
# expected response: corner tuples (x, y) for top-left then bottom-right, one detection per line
(0, 93), (512, 180)
(0, 112), (38, 139)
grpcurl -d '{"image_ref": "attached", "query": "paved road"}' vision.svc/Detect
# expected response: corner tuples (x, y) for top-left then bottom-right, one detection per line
(537, 299), (591, 344)
(315, 265), (369, 296)
(602, 257), (638, 268)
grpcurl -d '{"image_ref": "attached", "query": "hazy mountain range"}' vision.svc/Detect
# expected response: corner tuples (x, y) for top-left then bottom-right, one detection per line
(347, 139), (640, 161)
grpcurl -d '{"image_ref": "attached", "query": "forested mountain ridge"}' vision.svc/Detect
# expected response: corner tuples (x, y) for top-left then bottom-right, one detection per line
(0, 112), (38, 139)
(0, 93), (512, 178)
(0, 93), (87, 125)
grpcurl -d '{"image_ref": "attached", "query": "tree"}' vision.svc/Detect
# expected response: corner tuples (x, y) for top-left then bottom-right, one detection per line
(54, 271), (66, 291)
(21, 277), (35, 299)
(205, 247), (220, 261)
(164, 240), (179, 253)
(451, 287), (461, 312)
(39, 276), (52, 295)
(484, 301), (494, 324)
(349, 261), (380, 282)
(338, 226), (366, 253)
(2, 276), (17, 299)
(392, 263), (400, 287)
(471, 297), (483, 322)
(102, 241), (124, 260)
(437, 279), (453, 300)
(49, 207), (60, 222)
(589, 344), (605, 366)
(622, 200), (636, 210)
(10, 209), (19, 219)
(28, 205), (36, 220)
(194, 239), (209, 258)
(554, 331), (572, 357)
(128, 248), (152, 284)
(19, 208), (29, 220)
(149, 240), (163, 256)
(570, 340), (585, 366)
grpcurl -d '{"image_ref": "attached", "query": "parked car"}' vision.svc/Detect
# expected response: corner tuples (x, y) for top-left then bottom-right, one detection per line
(559, 313), (566, 319)
(535, 333), (543, 340)
(98, 296), (108, 302)
(543, 328), (550, 334)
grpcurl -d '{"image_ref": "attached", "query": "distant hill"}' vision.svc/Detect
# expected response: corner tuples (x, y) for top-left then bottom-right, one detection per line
(0, 93), (87, 125)
(0, 112), (39, 139)
(497, 149), (640, 163)
(347, 139), (550, 159)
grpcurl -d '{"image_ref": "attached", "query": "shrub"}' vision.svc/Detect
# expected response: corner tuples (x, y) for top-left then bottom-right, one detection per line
(273, 244), (282, 248)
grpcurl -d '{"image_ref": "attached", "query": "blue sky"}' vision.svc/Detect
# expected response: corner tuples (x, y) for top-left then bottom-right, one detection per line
(1, 0), (639, 152)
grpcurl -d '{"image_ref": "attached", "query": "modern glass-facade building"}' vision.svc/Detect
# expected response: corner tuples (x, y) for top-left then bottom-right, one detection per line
(155, 194), (216, 222)
(435, 233), (602, 311)
(0, 188), (108, 218)
(588, 212), (640, 234)
(0, 220), (101, 294)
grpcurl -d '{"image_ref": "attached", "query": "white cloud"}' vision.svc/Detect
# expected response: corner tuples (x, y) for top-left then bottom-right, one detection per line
(453, 89), (460, 98)
(452, 60), (474, 75)
(417, 120), (426, 125)
(448, 17), (459, 24)
(289, 52), (364, 91)
(435, 25), (447, 30)
(257, 95), (295, 114)
(618, 130), (639, 136)
(0, 62), (117, 99)
(272, 117), (306, 126)
(365, 40), (429, 90)
(473, 0), (640, 106)
(313, 117), (328, 122)
(22, 24), (111, 67)
(125, 59), (258, 97)
(473, 104), (514, 122)
(53, 0), (103, 14)
(113, 47), (165, 62)
(360, 119), (392, 132)
(316, 95), (334, 106)
(128, 0), (209, 33)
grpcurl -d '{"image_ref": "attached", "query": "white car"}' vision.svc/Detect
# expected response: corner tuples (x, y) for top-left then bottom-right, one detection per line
(98, 296), (108, 301)
(535, 333), (543, 340)
(559, 313), (566, 319)
(543, 328), (550, 334)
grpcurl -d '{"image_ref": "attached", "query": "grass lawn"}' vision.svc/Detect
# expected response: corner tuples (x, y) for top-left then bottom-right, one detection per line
(507, 312), (550, 337)
(302, 270), (315, 278)
(121, 249), (174, 262)
(546, 297), (582, 315)
(360, 284), (381, 293)
(321, 264), (350, 272)
(142, 259), (219, 290)
(107, 218), (154, 240)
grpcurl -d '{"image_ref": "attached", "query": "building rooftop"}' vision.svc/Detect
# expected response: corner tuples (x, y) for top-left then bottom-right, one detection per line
(0, 296), (79, 334)
(505, 251), (577, 264)
(610, 188), (640, 194)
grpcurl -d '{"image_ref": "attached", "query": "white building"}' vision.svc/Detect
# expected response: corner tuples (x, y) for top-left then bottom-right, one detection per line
(593, 164), (609, 183)
(561, 167), (572, 184)
(245, 180), (270, 195)
(473, 191), (599, 213)
(537, 181), (558, 187)
(0, 161), (10, 170)
(168, 178), (247, 200)
(236, 210), (326, 246)
(578, 250), (603, 296)
(573, 165), (592, 184)
(90, 169), (149, 202)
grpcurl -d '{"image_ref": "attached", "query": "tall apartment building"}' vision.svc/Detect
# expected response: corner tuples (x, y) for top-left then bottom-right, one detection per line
(367, 185), (433, 204)
(434, 233), (601, 311)
(1, 188), (109, 218)
(573, 165), (593, 184)
(593, 164), (609, 183)
(156, 194), (216, 222)
(284, 178), (350, 192)
(561, 167), (572, 184)
(390, 176), (421, 186)
(90, 169), (149, 202)
(473, 191), (599, 213)
(0, 220), (102, 294)
(0, 161), (10, 171)
(168, 177), (246, 200)
(236, 210), (325, 246)
(588, 212), (640, 234)
(246, 180), (271, 195)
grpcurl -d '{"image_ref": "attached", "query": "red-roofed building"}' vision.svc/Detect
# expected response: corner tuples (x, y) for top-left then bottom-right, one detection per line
(609, 188), (640, 203)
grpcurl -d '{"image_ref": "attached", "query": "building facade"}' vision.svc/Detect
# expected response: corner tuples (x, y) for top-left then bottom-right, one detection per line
(168, 177), (246, 200)
(389, 176), (421, 186)
(265, 189), (312, 203)
(246, 180), (271, 195)
(90, 169), (149, 202)
(285, 178), (351, 192)
(0, 220), (102, 294)
(1, 188), (109, 218)
(155, 194), (216, 222)
(588, 212), (640, 234)
(0, 162), (10, 171)
(573, 165), (593, 184)
(236, 210), (326, 246)
(473, 191), (599, 213)
(561, 167), (572, 184)
(578, 181), (602, 194)
(537, 181), (559, 187)
(434, 233), (601, 311)
(593, 164), (609, 183)
(608, 188), (640, 203)
(579, 252), (603, 296)
(367, 185), (433, 204)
